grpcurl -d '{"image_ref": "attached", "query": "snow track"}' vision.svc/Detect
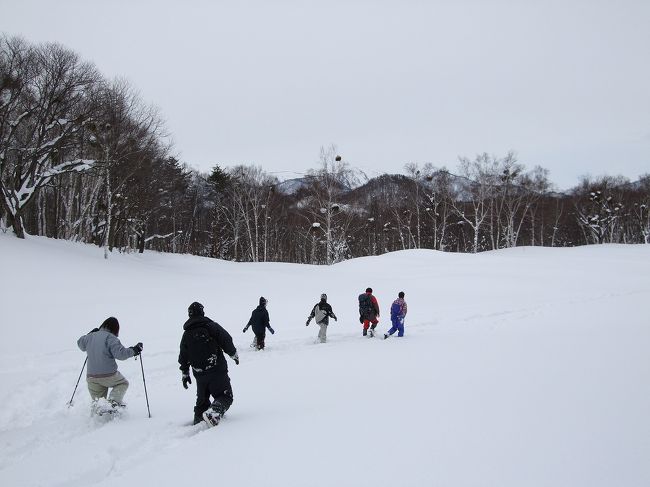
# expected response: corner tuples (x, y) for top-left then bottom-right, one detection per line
(1, 235), (649, 486)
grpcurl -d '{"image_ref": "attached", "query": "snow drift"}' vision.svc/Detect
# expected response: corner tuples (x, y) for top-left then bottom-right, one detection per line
(0, 234), (648, 487)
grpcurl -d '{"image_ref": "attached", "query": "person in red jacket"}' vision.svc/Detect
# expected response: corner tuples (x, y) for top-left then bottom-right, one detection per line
(358, 287), (380, 337)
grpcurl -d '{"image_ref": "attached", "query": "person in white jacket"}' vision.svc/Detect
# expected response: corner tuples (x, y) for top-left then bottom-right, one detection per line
(306, 293), (337, 343)
(77, 317), (142, 408)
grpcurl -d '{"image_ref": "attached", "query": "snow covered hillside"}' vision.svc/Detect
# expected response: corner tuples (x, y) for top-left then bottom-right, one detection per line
(1, 234), (649, 487)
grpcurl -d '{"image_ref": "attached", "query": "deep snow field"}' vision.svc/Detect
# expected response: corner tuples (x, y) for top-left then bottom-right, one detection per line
(0, 234), (649, 487)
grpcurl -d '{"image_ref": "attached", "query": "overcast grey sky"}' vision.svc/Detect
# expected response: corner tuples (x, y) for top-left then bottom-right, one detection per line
(2, 0), (649, 189)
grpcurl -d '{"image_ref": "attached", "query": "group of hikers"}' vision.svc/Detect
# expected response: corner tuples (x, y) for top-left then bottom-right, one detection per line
(76, 288), (408, 426)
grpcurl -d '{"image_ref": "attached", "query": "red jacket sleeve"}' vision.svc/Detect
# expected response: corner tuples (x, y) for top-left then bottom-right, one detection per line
(371, 295), (380, 315)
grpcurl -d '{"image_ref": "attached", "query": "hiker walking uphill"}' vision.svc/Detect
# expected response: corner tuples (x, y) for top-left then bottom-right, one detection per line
(358, 287), (380, 337)
(306, 293), (337, 343)
(385, 291), (408, 339)
(179, 302), (239, 426)
(243, 297), (274, 350)
(77, 317), (143, 414)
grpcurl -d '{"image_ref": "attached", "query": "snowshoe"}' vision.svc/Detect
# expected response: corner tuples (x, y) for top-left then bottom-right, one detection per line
(202, 409), (223, 428)
(92, 398), (124, 419)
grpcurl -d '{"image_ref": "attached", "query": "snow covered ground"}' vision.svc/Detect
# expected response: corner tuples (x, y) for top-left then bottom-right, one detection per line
(0, 234), (649, 487)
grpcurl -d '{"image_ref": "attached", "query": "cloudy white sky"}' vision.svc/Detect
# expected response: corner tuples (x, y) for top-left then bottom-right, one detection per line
(2, 0), (649, 189)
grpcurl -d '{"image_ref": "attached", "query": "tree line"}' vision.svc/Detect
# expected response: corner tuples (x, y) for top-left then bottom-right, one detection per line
(2, 35), (649, 263)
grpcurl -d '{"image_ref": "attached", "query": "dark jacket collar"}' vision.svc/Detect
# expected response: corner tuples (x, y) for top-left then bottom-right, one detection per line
(183, 316), (212, 330)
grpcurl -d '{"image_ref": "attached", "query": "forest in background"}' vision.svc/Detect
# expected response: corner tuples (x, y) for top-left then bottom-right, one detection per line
(2, 35), (649, 263)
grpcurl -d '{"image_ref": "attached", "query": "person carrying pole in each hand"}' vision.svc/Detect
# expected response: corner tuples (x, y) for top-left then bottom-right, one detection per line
(77, 317), (142, 413)
(243, 296), (274, 350)
(306, 293), (337, 343)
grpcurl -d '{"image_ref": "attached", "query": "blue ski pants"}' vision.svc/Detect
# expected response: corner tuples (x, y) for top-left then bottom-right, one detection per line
(387, 317), (404, 337)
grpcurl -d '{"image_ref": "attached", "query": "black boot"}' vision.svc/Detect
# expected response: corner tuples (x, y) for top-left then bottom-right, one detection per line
(193, 414), (203, 425)
(362, 329), (367, 336)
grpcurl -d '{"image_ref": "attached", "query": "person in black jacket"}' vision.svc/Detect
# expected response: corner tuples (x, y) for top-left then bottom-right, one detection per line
(179, 301), (239, 426)
(306, 293), (337, 343)
(243, 296), (274, 350)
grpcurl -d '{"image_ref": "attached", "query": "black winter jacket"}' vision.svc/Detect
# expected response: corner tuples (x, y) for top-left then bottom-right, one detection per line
(246, 305), (271, 335)
(178, 316), (237, 376)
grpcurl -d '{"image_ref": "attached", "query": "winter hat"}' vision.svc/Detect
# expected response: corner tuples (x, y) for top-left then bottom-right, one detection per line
(320, 293), (327, 301)
(366, 287), (373, 293)
(398, 291), (405, 299)
(100, 317), (120, 336)
(259, 296), (267, 306)
(188, 302), (205, 318)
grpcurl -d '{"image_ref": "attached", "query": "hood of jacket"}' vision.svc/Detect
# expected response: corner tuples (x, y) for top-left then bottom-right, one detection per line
(183, 315), (213, 331)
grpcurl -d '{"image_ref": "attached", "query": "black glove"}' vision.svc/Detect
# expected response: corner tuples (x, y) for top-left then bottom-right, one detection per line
(131, 342), (143, 356)
(182, 373), (191, 389)
(231, 352), (240, 365)
(359, 316), (364, 324)
(90, 328), (99, 333)
(332, 314), (338, 322)
(268, 326), (275, 335)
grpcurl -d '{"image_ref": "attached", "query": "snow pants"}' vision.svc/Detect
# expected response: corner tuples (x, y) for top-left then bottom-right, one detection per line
(252, 330), (266, 350)
(387, 317), (405, 337)
(318, 323), (328, 343)
(362, 318), (378, 331)
(87, 371), (129, 404)
(194, 371), (233, 420)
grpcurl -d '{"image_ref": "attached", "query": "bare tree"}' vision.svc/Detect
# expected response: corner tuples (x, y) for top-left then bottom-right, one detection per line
(422, 167), (454, 251)
(86, 79), (166, 258)
(0, 36), (100, 238)
(305, 145), (357, 264)
(451, 153), (499, 253)
(227, 165), (277, 262)
(404, 162), (426, 248)
(573, 175), (629, 244)
(631, 174), (650, 244)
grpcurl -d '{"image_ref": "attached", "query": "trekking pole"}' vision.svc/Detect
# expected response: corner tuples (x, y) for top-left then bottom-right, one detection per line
(137, 354), (152, 418)
(68, 357), (87, 407)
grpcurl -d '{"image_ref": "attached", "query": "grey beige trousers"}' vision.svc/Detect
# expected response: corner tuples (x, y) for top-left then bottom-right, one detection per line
(318, 324), (327, 343)
(87, 371), (129, 403)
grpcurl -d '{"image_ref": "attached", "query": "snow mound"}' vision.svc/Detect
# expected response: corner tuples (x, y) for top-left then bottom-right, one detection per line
(1, 234), (649, 487)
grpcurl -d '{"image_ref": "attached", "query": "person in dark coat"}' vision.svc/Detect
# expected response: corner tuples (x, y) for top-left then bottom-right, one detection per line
(243, 296), (274, 350)
(179, 302), (239, 426)
(306, 293), (337, 343)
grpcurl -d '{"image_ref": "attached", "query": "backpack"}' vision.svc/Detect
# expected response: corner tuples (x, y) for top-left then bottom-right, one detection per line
(314, 304), (327, 324)
(358, 293), (373, 318)
(184, 326), (219, 372)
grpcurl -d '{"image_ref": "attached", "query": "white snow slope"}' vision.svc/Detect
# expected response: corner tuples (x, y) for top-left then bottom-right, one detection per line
(0, 234), (649, 487)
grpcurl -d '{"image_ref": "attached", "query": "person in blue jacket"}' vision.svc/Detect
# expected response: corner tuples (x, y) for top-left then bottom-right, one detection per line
(384, 291), (407, 338)
(243, 297), (274, 350)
